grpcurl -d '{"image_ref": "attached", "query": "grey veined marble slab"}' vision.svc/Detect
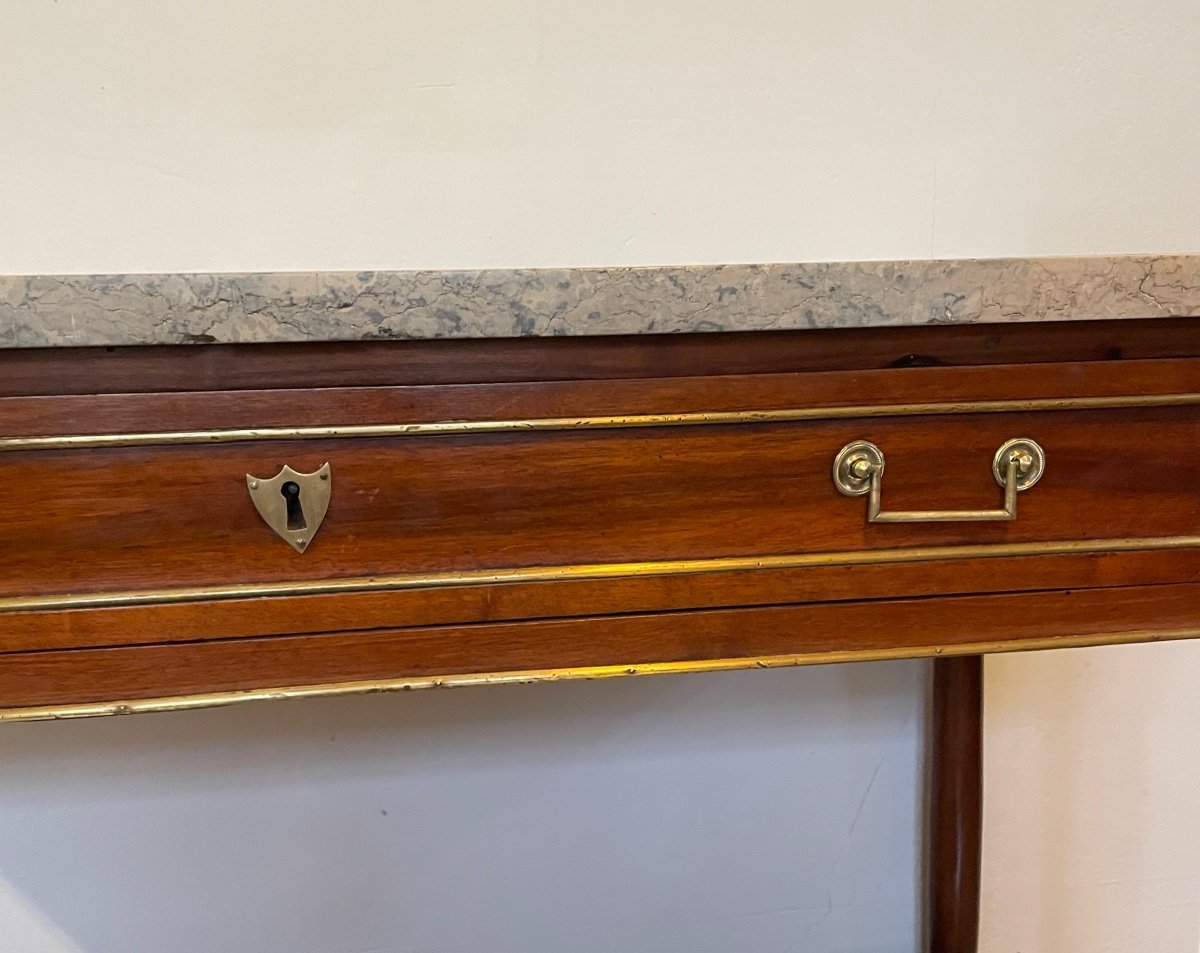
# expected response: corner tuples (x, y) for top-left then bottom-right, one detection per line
(2, 255), (1198, 348)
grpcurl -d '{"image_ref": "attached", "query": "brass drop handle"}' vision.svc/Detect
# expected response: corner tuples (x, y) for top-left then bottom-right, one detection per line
(832, 438), (1046, 523)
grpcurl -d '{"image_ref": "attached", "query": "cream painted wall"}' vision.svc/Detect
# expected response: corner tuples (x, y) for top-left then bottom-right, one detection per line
(3, 0), (1199, 272)
(0, 668), (926, 953)
(983, 644), (1200, 951)
(1, 2), (1199, 952)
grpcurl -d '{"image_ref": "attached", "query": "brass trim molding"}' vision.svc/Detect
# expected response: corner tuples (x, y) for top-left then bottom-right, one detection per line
(5, 535), (1200, 615)
(4, 625), (1199, 723)
(3, 393), (1200, 452)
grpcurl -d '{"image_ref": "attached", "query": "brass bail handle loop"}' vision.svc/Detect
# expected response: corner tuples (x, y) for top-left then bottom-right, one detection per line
(832, 438), (1046, 524)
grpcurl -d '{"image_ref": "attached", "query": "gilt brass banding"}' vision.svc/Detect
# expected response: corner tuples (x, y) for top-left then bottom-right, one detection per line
(3, 624), (1199, 723)
(3, 535), (1200, 615)
(2, 393), (1199, 452)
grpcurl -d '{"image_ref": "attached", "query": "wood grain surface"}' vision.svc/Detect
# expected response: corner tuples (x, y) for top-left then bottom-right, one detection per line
(930, 656), (984, 953)
(2, 407), (1197, 597)
(1, 581), (1196, 708)
(4, 317), (1199, 396)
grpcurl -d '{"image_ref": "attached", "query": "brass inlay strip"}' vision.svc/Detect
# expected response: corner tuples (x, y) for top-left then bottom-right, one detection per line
(3, 393), (1199, 452)
(4, 625), (1199, 723)
(5, 535), (1200, 614)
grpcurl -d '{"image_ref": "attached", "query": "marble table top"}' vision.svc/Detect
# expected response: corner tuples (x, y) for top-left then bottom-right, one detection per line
(2, 254), (1198, 348)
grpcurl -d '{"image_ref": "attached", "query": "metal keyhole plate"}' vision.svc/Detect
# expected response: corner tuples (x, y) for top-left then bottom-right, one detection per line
(246, 463), (331, 553)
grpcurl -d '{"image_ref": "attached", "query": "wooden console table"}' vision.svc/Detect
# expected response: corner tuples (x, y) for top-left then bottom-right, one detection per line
(3, 281), (1198, 951)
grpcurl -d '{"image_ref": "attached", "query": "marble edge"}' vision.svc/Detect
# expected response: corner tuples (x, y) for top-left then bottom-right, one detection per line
(2, 254), (1199, 348)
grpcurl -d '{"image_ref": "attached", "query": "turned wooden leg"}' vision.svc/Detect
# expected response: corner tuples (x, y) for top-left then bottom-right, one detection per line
(929, 655), (984, 953)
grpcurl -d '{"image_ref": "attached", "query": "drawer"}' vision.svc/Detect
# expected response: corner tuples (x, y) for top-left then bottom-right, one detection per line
(3, 356), (1199, 654)
(4, 583), (1200, 713)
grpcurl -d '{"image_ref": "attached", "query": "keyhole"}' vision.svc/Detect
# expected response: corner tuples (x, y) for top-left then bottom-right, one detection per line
(281, 481), (307, 531)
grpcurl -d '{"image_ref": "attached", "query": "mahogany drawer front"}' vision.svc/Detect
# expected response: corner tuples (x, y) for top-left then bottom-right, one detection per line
(2, 354), (1200, 653)
(2, 405), (1199, 598)
(4, 583), (1200, 713)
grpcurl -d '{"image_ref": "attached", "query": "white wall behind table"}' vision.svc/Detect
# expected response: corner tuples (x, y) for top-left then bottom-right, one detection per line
(0, 668), (923, 953)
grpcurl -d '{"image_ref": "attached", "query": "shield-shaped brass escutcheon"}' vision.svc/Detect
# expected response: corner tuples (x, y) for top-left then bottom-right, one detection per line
(246, 463), (331, 553)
